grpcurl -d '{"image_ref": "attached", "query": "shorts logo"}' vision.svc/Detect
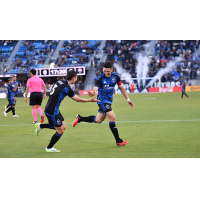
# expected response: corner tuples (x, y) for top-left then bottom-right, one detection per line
(106, 104), (110, 109)
(112, 78), (115, 83)
(57, 119), (61, 125)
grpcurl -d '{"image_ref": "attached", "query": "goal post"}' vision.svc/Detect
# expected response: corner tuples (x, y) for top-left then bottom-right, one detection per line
(114, 77), (161, 94)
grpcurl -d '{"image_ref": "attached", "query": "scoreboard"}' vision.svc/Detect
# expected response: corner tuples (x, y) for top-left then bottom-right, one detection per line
(35, 67), (85, 77)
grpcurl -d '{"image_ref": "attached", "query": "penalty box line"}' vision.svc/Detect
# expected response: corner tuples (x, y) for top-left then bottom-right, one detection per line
(0, 119), (200, 127)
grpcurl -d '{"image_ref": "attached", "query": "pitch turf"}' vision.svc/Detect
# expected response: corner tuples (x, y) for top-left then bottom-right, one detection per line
(0, 92), (200, 158)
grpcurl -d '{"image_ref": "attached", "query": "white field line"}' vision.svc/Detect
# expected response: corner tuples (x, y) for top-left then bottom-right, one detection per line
(0, 119), (200, 127)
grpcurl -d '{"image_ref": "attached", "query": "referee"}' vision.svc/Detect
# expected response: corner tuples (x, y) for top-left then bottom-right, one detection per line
(25, 69), (46, 123)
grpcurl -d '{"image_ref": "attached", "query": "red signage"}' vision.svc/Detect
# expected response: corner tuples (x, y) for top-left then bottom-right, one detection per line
(79, 90), (93, 95)
(148, 87), (182, 93)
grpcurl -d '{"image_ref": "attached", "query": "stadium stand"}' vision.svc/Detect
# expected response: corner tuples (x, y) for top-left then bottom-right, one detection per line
(94, 40), (200, 81)
(55, 40), (101, 67)
(0, 40), (18, 62)
(11, 40), (58, 73)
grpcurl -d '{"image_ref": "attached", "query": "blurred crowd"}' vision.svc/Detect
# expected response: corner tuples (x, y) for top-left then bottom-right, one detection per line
(54, 40), (101, 67)
(12, 40), (58, 73)
(0, 40), (18, 61)
(95, 40), (200, 82)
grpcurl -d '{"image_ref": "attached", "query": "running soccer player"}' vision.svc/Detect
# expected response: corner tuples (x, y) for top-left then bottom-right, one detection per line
(35, 70), (99, 152)
(180, 77), (189, 99)
(73, 61), (135, 146)
(25, 69), (46, 123)
(3, 78), (19, 117)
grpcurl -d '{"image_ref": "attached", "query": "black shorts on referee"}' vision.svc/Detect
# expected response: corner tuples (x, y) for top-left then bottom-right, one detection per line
(29, 92), (43, 106)
(44, 111), (64, 128)
(98, 103), (112, 115)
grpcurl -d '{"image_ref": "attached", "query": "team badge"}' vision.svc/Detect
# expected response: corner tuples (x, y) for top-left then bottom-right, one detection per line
(106, 104), (110, 109)
(57, 119), (61, 125)
(112, 78), (116, 83)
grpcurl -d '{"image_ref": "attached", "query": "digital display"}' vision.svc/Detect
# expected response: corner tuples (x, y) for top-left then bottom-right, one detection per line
(36, 67), (85, 77)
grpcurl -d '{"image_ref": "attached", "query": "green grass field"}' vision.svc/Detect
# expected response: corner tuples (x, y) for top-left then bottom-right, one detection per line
(0, 91), (200, 158)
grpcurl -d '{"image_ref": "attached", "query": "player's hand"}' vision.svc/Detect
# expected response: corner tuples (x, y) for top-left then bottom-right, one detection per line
(14, 97), (16, 101)
(15, 83), (18, 87)
(128, 101), (135, 109)
(88, 91), (95, 97)
(43, 94), (46, 99)
(25, 97), (27, 102)
(89, 97), (100, 102)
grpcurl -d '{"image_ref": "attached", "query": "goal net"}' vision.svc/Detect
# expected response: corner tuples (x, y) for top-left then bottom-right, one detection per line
(114, 77), (161, 94)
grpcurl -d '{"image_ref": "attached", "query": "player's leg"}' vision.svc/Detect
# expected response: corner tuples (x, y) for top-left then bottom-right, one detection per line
(4, 99), (12, 116)
(32, 105), (37, 123)
(46, 113), (65, 152)
(106, 110), (128, 146)
(72, 104), (106, 127)
(36, 92), (45, 123)
(180, 91), (184, 99)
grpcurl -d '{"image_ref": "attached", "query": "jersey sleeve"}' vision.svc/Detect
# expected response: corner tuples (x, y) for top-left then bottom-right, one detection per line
(116, 75), (122, 85)
(40, 78), (45, 86)
(94, 78), (101, 87)
(64, 87), (75, 97)
(27, 79), (30, 87)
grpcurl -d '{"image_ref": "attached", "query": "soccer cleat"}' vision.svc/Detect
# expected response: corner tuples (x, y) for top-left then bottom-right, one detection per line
(72, 114), (81, 127)
(3, 111), (7, 117)
(13, 115), (19, 117)
(41, 115), (44, 123)
(186, 97), (189, 99)
(45, 147), (60, 152)
(35, 123), (41, 136)
(117, 140), (128, 146)
(180, 97), (182, 99)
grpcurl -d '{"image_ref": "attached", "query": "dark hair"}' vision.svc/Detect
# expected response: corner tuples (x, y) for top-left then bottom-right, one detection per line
(103, 61), (112, 68)
(30, 69), (36, 75)
(66, 70), (77, 80)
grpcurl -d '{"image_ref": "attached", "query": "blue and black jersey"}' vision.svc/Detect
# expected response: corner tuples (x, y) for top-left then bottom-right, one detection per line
(181, 81), (185, 91)
(12, 81), (20, 96)
(44, 80), (75, 115)
(95, 72), (122, 104)
(7, 84), (15, 99)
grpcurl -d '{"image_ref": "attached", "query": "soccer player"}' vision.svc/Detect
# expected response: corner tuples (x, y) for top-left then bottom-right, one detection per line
(4, 75), (20, 112)
(35, 70), (99, 152)
(180, 77), (189, 99)
(73, 61), (135, 146)
(25, 69), (46, 123)
(3, 78), (19, 117)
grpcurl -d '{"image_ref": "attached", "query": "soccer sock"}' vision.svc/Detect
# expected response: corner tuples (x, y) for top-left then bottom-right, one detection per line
(37, 107), (43, 116)
(79, 115), (96, 123)
(32, 109), (37, 122)
(11, 107), (15, 115)
(40, 124), (55, 129)
(6, 104), (10, 108)
(109, 122), (123, 143)
(181, 93), (183, 98)
(6, 107), (12, 113)
(47, 132), (62, 149)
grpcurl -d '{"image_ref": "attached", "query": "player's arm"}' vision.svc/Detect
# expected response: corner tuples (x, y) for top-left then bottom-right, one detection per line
(118, 84), (135, 109)
(71, 94), (100, 102)
(11, 85), (18, 92)
(25, 86), (30, 102)
(88, 86), (98, 97)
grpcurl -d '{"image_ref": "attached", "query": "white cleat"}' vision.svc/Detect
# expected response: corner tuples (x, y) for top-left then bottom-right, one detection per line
(3, 111), (7, 117)
(13, 115), (19, 117)
(45, 147), (61, 152)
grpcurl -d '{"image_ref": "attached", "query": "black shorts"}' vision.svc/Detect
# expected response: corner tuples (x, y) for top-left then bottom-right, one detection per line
(98, 103), (112, 115)
(7, 98), (15, 106)
(45, 111), (64, 128)
(29, 92), (43, 106)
